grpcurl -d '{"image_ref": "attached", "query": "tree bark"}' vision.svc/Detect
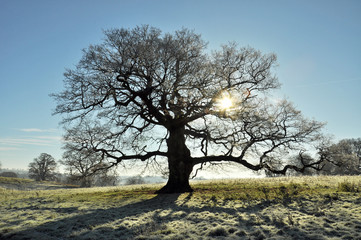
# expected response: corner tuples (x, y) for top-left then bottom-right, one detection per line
(156, 126), (194, 194)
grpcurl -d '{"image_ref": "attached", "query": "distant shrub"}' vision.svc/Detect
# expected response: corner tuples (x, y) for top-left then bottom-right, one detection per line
(125, 176), (145, 185)
(337, 181), (359, 192)
(0, 172), (18, 178)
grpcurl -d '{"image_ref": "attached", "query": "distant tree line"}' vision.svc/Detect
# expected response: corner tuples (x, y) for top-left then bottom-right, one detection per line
(125, 176), (146, 185)
(266, 138), (361, 177)
(321, 138), (361, 175)
(0, 172), (18, 178)
(3, 152), (138, 187)
(0, 161), (19, 178)
(26, 153), (119, 187)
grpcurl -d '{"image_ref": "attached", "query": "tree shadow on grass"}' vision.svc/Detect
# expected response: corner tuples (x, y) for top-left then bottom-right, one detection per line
(1, 193), (333, 240)
(2, 193), (182, 240)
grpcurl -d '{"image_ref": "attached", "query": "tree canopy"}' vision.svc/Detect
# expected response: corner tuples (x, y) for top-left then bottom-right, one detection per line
(53, 25), (327, 193)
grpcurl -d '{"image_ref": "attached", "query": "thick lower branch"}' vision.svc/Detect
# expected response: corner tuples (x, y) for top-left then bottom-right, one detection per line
(192, 150), (327, 175)
(192, 155), (262, 171)
(93, 148), (167, 164)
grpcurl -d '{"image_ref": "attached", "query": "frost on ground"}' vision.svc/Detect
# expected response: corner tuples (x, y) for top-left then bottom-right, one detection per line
(0, 176), (361, 240)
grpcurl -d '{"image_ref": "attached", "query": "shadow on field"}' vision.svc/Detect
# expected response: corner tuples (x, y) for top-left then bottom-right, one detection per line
(1, 193), (340, 240)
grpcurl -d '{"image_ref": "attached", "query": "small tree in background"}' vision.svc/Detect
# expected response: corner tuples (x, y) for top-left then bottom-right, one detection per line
(321, 138), (361, 175)
(28, 153), (58, 181)
(61, 147), (119, 187)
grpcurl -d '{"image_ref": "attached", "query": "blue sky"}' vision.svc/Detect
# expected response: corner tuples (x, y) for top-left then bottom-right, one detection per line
(0, 0), (360, 174)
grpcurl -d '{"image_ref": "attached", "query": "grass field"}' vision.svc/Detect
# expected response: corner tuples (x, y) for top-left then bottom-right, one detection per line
(1, 175), (361, 239)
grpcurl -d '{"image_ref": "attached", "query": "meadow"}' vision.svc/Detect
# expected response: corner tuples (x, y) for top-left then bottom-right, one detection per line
(1, 175), (361, 239)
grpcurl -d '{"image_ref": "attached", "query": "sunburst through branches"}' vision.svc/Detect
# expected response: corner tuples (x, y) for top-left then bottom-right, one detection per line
(218, 96), (233, 110)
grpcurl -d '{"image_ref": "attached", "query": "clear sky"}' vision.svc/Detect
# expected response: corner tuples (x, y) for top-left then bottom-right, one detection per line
(0, 0), (360, 175)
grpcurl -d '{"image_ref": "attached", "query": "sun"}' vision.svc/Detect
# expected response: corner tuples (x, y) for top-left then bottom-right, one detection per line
(218, 96), (233, 110)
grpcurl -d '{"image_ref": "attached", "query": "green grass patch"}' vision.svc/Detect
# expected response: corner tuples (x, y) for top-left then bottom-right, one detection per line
(0, 176), (33, 185)
(189, 176), (347, 203)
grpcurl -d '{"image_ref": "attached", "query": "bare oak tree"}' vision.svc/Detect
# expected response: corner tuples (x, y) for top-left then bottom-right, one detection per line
(28, 153), (57, 181)
(53, 26), (327, 193)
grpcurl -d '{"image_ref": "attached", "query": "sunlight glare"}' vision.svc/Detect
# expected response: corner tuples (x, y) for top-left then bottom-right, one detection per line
(219, 96), (233, 110)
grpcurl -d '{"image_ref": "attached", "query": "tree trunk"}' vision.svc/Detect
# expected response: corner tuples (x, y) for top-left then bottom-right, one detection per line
(156, 126), (194, 194)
